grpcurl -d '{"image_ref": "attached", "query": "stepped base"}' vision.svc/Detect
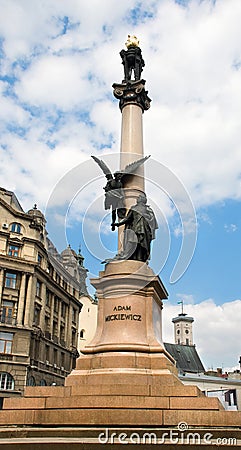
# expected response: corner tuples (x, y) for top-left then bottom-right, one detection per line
(0, 370), (241, 448)
(0, 340), (240, 448)
(0, 261), (240, 447)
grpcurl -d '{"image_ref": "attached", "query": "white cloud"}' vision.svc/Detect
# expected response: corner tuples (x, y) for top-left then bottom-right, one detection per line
(163, 299), (241, 369)
(224, 223), (238, 233)
(0, 0), (241, 213)
(15, 54), (106, 110)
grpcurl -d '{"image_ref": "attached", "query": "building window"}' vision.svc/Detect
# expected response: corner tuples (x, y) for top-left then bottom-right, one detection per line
(53, 349), (58, 366)
(37, 253), (43, 265)
(53, 321), (58, 342)
(45, 345), (50, 362)
(27, 376), (36, 386)
(5, 272), (17, 289)
(186, 338), (189, 345)
(61, 302), (66, 318)
(36, 280), (42, 298)
(0, 301), (14, 324)
(176, 329), (180, 335)
(185, 329), (189, 334)
(60, 325), (65, 343)
(79, 329), (85, 339)
(54, 297), (59, 313)
(46, 289), (51, 307)
(72, 329), (76, 347)
(8, 245), (20, 257)
(72, 308), (77, 323)
(33, 304), (41, 326)
(45, 315), (50, 332)
(177, 338), (180, 344)
(61, 352), (65, 368)
(11, 223), (21, 233)
(0, 332), (13, 354)
(47, 263), (53, 276)
(0, 372), (14, 390)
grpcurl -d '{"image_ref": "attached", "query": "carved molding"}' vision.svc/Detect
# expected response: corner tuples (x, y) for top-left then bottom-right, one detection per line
(112, 79), (151, 112)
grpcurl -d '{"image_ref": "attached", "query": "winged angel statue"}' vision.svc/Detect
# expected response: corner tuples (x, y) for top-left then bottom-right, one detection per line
(91, 155), (150, 230)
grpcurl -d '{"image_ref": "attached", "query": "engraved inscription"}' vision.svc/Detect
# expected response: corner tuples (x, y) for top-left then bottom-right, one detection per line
(113, 305), (131, 311)
(105, 305), (142, 322)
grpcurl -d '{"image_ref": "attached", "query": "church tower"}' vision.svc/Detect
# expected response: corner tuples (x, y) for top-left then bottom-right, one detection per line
(172, 304), (194, 346)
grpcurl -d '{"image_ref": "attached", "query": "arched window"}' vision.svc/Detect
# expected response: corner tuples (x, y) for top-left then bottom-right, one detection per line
(79, 329), (85, 339)
(27, 375), (36, 386)
(0, 372), (14, 390)
(10, 223), (21, 233)
(40, 379), (47, 386)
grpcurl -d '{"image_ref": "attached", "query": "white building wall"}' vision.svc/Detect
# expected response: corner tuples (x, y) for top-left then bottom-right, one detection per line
(78, 295), (98, 351)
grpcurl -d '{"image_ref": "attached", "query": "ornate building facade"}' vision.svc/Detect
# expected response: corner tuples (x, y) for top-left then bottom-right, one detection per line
(0, 187), (93, 397)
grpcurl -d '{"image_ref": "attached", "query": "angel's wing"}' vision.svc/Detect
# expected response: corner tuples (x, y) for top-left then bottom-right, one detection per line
(91, 156), (113, 178)
(123, 155), (150, 175)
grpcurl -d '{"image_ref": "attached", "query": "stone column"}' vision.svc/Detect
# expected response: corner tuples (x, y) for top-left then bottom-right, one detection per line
(17, 273), (26, 325)
(24, 274), (34, 327)
(40, 284), (46, 331)
(113, 80), (151, 248)
(64, 305), (69, 345)
(0, 268), (5, 296)
(113, 80), (151, 209)
(57, 301), (61, 342)
(49, 293), (54, 336)
(66, 306), (72, 348)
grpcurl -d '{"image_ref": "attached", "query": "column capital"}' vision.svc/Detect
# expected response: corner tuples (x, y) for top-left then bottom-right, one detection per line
(112, 79), (151, 112)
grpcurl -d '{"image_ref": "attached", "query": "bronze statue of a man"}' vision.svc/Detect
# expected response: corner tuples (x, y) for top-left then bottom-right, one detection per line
(91, 155), (150, 231)
(120, 35), (145, 82)
(111, 193), (158, 263)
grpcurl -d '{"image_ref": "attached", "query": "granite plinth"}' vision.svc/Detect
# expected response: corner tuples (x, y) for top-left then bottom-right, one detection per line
(0, 261), (240, 447)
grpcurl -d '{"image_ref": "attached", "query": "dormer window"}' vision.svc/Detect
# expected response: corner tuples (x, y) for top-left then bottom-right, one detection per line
(11, 223), (21, 233)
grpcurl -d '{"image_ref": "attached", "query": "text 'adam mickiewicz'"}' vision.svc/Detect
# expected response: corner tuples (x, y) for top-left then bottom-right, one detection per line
(105, 313), (142, 322)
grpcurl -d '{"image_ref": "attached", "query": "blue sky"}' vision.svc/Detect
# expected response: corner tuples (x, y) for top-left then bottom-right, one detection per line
(0, 0), (241, 369)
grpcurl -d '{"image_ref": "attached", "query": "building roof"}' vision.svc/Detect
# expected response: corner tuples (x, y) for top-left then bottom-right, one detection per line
(0, 187), (24, 212)
(164, 342), (205, 374)
(172, 313), (194, 323)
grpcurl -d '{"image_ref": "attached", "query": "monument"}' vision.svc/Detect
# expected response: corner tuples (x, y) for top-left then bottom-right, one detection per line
(0, 37), (240, 449)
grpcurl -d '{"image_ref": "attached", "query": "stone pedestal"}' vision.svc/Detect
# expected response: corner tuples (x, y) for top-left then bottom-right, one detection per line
(84, 260), (169, 353)
(0, 261), (241, 447)
(66, 260), (177, 387)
